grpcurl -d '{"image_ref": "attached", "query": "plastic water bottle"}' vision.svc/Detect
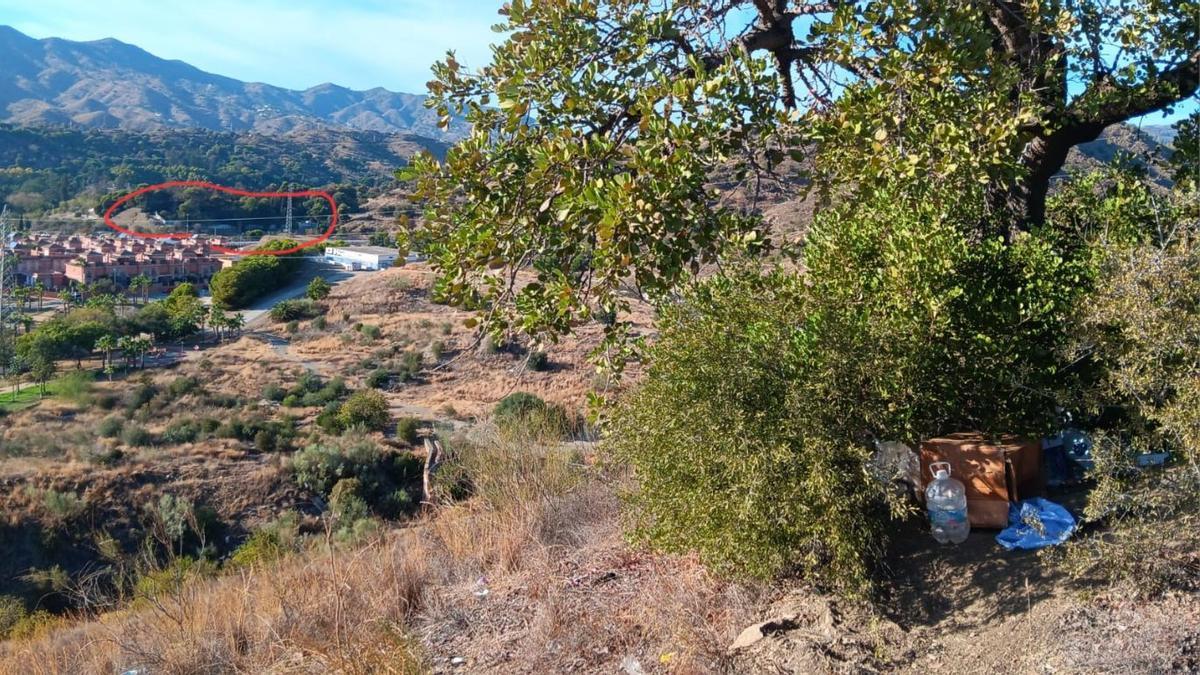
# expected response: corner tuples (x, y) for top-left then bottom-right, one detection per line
(926, 462), (969, 544)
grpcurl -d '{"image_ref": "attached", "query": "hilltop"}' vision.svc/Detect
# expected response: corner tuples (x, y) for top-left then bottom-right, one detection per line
(0, 25), (465, 139)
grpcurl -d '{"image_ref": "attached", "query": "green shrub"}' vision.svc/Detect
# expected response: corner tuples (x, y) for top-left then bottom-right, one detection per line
(493, 392), (569, 438)
(316, 402), (344, 434)
(281, 394), (300, 408)
(162, 418), (201, 444)
(291, 435), (421, 517)
(135, 557), (217, 600)
(262, 383), (286, 402)
(271, 299), (322, 323)
(0, 595), (27, 639)
(330, 478), (370, 522)
(121, 424), (153, 447)
(227, 512), (300, 568)
(125, 382), (158, 412)
(97, 416), (124, 438)
(337, 390), (390, 431)
(366, 369), (391, 389)
(167, 376), (200, 398)
(254, 428), (277, 453)
(429, 341), (445, 361)
(395, 417), (421, 445)
(396, 351), (423, 382)
(4, 609), (59, 641)
(55, 370), (94, 405)
(313, 316), (327, 330)
(527, 350), (549, 371)
(360, 324), (382, 340)
(286, 320), (299, 335)
(306, 276), (332, 301)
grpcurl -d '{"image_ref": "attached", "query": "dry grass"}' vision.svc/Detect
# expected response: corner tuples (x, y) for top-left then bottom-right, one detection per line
(0, 427), (763, 675)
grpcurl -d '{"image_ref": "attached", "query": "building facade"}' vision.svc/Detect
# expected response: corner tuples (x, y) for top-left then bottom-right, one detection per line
(6, 233), (229, 291)
(324, 245), (398, 271)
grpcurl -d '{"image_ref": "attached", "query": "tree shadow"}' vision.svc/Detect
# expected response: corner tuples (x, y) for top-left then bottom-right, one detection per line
(879, 484), (1091, 631)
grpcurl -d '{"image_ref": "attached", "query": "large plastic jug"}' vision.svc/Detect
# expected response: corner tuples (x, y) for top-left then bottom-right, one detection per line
(926, 461), (969, 544)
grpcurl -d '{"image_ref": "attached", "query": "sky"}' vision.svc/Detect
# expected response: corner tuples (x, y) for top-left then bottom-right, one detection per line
(0, 0), (1193, 125)
(0, 0), (505, 94)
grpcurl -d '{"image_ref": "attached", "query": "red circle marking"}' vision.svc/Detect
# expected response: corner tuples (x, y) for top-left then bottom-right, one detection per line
(102, 180), (339, 256)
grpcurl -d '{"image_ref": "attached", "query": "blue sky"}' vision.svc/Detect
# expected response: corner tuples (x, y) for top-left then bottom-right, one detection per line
(0, 0), (1193, 125)
(0, 0), (505, 94)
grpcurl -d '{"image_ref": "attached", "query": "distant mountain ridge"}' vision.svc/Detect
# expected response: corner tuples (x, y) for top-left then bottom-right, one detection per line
(0, 25), (463, 139)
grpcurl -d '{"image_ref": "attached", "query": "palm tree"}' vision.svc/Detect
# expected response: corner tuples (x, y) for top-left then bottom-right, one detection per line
(95, 334), (117, 374)
(32, 280), (45, 311)
(227, 312), (245, 338)
(208, 305), (227, 342)
(130, 274), (152, 305)
(57, 289), (72, 312)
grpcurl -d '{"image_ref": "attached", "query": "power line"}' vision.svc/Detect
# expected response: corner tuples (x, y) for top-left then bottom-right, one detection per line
(10, 213), (340, 226)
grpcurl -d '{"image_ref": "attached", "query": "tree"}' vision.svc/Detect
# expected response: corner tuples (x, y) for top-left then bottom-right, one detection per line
(31, 280), (45, 311)
(164, 283), (204, 336)
(129, 274), (153, 305)
(29, 352), (55, 396)
(95, 334), (117, 372)
(117, 335), (151, 370)
(409, 0), (1199, 352)
(306, 276), (331, 301)
(1168, 112), (1199, 188)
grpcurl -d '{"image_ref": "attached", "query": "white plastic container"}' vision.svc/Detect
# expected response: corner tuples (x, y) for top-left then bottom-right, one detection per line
(926, 461), (969, 544)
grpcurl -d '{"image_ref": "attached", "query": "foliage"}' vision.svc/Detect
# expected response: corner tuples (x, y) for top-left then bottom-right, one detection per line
(270, 299), (322, 322)
(135, 556), (218, 601)
(337, 389), (391, 432)
(97, 416), (124, 438)
(162, 418), (203, 444)
(408, 0), (1198, 367)
(0, 595), (27, 639)
(329, 478), (371, 522)
(1168, 112), (1199, 188)
(290, 434), (421, 517)
(0, 123), (380, 217)
(606, 174), (1120, 589)
(493, 392), (570, 439)
(227, 512), (301, 569)
(210, 241), (307, 309)
(1052, 183), (1200, 596)
(306, 276), (332, 301)
(280, 372), (346, 408)
(395, 417), (421, 445)
(120, 424), (153, 447)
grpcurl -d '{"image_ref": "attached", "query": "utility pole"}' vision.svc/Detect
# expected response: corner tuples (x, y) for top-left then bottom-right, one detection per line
(284, 194), (294, 236)
(0, 204), (9, 341)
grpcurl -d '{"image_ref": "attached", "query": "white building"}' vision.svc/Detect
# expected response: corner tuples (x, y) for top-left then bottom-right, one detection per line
(324, 245), (399, 271)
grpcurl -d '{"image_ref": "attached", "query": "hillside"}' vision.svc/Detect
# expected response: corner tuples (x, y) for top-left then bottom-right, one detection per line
(0, 25), (465, 139)
(0, 124), (445, 215)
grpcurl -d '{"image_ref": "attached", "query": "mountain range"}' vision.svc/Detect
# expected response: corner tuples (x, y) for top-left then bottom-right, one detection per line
(0, 25), (462, 139)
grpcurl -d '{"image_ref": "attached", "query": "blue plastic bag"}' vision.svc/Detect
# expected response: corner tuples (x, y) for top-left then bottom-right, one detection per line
(996, 498), (1076, 551)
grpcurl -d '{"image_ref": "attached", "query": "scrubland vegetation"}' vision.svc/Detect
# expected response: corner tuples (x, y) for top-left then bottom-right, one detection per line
(2, 0), (1199, 672)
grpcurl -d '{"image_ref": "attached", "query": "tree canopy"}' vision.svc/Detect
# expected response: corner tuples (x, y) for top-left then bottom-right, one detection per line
(407, 0), (1198, 363)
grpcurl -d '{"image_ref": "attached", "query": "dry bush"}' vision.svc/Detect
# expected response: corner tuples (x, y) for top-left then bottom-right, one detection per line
(1, 428), (762, 674)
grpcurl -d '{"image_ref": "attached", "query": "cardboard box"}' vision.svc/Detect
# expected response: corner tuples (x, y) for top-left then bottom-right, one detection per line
(919, 433), (1043, 529)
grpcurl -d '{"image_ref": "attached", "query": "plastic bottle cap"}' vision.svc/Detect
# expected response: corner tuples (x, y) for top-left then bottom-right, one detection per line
(934, 469), (948, 480)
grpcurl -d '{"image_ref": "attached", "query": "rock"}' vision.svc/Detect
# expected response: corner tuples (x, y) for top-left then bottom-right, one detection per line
(620, 656), (646, 674)
(729, 614), (801, 651)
